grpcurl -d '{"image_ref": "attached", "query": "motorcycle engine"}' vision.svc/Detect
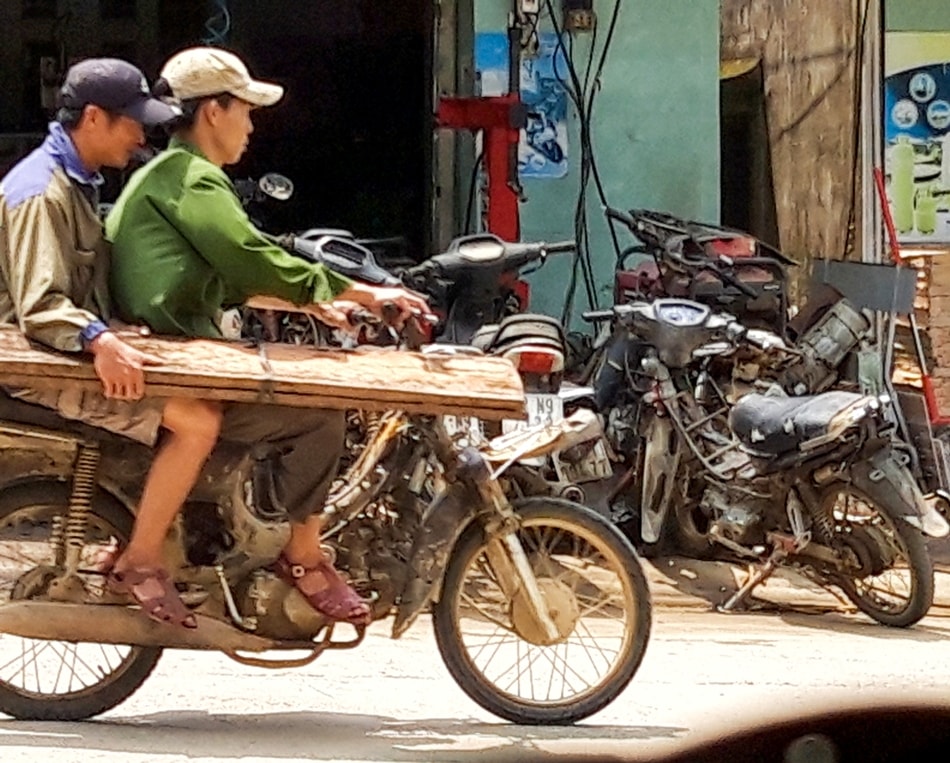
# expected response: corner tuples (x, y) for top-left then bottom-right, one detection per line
(701, 484), (770, 546)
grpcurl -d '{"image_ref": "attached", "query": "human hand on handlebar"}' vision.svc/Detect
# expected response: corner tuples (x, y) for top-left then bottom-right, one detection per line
(336, 283), (432, 328)
(304, 300), (363, 333)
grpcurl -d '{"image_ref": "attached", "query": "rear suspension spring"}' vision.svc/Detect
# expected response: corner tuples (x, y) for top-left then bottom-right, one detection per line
(62, 442), (101, 571)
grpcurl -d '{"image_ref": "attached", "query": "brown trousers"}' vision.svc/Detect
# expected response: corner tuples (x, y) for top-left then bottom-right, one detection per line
(217, 404), (346, 523)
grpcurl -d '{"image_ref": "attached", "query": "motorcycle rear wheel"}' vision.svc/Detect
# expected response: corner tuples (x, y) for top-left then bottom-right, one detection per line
(0, 481), (162, 720)
(822, 483), (934, 628)
(432, 497), (651, 724)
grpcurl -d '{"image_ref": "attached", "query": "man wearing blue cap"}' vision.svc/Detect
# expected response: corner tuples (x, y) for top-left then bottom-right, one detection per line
(0, 58), (218, 628)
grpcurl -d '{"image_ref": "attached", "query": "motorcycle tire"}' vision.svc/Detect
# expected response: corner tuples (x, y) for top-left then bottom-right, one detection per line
(432, 497), (651, 724)
(0, 480), (162, 720)
(821, 482), (934, 628)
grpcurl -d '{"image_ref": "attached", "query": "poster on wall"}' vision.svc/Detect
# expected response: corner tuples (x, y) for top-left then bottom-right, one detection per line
(475, 32), (569, 179)
(884, 32), (950, 244)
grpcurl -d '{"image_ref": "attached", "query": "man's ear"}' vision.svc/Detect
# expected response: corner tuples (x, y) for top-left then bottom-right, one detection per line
(78, 103), (100, 129)
(195, 98), (217, 128)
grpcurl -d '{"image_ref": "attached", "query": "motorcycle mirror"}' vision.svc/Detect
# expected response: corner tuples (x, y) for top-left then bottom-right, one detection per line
(258, 173), (294, 201)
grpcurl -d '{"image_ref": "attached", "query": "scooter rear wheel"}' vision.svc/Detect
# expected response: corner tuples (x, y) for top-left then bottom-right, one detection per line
(0, 481), (162, 720)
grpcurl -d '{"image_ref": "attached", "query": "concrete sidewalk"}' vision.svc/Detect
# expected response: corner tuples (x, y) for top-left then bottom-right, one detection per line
(643, 555), (950, 618)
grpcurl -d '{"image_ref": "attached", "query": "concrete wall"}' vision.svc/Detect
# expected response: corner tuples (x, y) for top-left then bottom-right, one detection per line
(475, 1), (721, 324)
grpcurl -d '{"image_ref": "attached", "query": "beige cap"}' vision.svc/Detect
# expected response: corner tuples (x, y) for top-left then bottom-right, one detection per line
(161, 47), (283, 107)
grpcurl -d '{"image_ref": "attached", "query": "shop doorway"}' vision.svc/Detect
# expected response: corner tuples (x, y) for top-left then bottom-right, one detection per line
(0, 1), (438, 263)
(720, 60), (780, 248)
(225, 0), (435, 262)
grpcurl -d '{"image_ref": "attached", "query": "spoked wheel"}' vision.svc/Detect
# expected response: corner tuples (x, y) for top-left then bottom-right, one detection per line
(432, 498), (651, 724)
(822, 483), (934, 627)
(0, 481), (162, 720)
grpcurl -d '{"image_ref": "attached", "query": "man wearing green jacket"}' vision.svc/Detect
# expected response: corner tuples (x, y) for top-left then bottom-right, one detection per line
(106, 47), (428, 628)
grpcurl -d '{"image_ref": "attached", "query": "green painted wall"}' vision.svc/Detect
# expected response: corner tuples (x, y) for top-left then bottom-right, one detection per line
(474, 1), (720, 324)
(886, 0), (950, 31)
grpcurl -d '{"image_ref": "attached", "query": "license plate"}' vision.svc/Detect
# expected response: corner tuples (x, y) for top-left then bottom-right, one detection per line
(503, 393), (564, 434)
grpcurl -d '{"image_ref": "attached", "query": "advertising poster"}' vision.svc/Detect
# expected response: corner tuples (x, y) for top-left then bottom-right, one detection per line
(884, 32), (950, 243)
(475, 32), (569, 179)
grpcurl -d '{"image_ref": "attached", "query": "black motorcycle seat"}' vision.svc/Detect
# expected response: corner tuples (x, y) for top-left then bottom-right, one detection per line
(729, 390), (866, 456)
(0, 388), (131, 445)
(471, 313), (566, 355)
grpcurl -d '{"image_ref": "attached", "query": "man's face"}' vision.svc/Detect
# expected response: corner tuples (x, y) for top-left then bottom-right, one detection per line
(92, 109), (146, 169)
(211, 97), (254, 166)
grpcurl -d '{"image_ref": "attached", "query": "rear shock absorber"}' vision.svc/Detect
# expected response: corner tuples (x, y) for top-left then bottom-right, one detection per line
(60, 442), (101, 572)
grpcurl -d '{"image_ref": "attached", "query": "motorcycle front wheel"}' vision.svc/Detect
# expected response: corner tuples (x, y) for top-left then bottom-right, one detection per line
(0, 481), (162, 720)
(822, 482), (934, 627)
(432, 497), (651, 725)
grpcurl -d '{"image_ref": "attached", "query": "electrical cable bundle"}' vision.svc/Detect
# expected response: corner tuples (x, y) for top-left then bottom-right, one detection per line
(542, 0), (625, 326)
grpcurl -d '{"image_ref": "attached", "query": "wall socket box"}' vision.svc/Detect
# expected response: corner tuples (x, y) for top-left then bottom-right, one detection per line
(562, 0), (595, 31)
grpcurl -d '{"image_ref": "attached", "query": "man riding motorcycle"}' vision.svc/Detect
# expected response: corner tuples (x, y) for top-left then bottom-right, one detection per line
(105, 46), (429, 630)
(0, 57), (219, 629)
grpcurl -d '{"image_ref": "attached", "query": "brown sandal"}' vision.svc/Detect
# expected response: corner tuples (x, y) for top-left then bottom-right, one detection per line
(108, 566), (198, 629)
(273, 554), (372, 626)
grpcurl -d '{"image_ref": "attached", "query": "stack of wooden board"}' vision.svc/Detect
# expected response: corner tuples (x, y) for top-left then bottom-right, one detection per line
(0, 328), (526, 420)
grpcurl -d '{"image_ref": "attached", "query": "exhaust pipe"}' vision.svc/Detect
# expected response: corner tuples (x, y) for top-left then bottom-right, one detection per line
(0, 602), (287, 652)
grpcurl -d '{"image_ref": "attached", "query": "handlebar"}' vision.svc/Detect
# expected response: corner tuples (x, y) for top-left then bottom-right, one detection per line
(582, 309), (615, 323)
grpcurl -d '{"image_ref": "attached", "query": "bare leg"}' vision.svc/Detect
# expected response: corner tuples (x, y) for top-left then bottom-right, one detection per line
(113, 398), (222, 572)
(283, 514), (326, 568)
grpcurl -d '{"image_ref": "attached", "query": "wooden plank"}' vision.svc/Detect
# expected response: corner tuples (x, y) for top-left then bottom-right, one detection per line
(0, 329), (526, 420)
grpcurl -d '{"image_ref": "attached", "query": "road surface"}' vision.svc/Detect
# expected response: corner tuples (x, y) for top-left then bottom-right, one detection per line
(1, 594), (948, 762)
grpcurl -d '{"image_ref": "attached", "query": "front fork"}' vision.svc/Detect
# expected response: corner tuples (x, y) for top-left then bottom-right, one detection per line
(458, 447), (562, 644)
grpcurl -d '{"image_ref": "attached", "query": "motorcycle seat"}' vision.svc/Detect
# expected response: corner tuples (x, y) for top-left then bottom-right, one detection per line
(729, 390), (866, 456)
(471, 313), (566, 355)
(0, 388), (129, 445)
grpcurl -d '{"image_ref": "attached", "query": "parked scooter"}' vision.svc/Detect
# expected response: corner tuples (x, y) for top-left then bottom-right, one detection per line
(583, 296), (948, 627)
(233, 175), (608, 501)
(0, 312), (651, 724)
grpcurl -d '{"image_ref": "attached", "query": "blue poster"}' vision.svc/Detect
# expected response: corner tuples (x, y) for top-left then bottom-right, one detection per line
(475, 32), (569, 179)
(883, 33), (950, 243)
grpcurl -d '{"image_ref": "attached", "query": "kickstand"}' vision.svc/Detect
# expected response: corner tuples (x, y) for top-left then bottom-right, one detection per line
(718, 546), (788, 613)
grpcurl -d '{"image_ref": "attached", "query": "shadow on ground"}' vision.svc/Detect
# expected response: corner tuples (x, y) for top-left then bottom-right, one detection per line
(0, 711), (687, 762)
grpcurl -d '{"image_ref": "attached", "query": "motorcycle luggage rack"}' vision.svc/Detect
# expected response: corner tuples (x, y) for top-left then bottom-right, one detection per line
(664, 391), (747, 480)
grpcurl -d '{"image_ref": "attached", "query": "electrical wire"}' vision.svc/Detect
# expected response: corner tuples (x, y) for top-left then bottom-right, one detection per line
(543, 0), (624, 325)
(203, 0), (232, 45)
(465, 150), (485, 234)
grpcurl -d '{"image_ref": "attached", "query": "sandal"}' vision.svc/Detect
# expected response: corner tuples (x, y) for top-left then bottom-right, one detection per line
(108, 566), (198, 629)
(273, 554), (372, 626)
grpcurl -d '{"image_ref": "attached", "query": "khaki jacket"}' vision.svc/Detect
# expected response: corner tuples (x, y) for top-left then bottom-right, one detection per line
(0, 126), (110, 353)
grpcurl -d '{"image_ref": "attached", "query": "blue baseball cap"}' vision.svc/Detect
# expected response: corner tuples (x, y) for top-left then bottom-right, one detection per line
(59, 58), (180, 126)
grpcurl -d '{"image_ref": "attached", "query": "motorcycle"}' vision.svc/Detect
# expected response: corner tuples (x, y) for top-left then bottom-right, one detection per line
(583, 297), (948, 627)
(0, 314), (651, 725)
(236, 175), (608, 503)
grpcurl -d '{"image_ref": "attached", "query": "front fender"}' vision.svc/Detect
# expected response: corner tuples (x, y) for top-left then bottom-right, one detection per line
(391, 483), (479, 638)
(850, 446), (950, 538)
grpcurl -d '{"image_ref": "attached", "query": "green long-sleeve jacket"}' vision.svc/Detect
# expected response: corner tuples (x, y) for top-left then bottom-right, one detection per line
(105, 138), (352, 339)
